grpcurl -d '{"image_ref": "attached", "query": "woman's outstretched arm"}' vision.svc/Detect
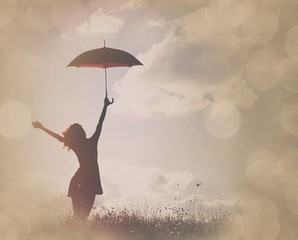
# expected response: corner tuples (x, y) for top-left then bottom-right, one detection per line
(91, 97), (114, 142)
(32, 121), (64, 142)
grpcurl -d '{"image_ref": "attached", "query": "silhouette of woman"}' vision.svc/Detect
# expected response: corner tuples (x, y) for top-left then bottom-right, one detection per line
(32, 97), (114, 221)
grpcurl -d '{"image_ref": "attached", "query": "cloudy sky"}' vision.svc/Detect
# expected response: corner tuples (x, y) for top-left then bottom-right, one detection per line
(1, 0), (298, 239)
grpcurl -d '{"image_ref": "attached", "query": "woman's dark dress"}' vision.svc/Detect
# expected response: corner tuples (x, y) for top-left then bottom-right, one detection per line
(67, 135), (103, 197)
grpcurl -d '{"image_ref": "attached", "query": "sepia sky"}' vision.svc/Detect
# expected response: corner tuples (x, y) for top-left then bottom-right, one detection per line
(1, 0), (298, 239)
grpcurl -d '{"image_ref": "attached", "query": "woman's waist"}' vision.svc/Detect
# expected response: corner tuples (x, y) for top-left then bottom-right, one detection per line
(77, 163), (99, 171)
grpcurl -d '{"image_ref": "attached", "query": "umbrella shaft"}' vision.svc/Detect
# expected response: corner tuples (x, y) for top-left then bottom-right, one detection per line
(105, 67), (107, 97)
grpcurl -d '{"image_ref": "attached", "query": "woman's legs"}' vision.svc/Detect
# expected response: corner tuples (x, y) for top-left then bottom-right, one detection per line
(71, 193), (96, 221)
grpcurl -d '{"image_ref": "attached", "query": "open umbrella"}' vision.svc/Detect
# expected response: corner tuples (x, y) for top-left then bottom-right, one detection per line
(67, 42), (143, 97)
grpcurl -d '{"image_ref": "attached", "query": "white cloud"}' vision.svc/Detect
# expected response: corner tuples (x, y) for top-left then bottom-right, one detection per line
(112, 1), (265, 117)
(121, 0), (145, 9)
(101, 159), (194, 199)
(110, 0), (279, 117)
(76, 8), (124, 35)
(113, 34), (218, 117)
(146, 19), (165, 28)
(215, 75), (258, 109)
(99, 159), (239, 212)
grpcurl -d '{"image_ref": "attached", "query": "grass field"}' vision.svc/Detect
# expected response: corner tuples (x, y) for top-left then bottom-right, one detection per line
(30, 198), (233, 240)
(89, 204), (230, 239)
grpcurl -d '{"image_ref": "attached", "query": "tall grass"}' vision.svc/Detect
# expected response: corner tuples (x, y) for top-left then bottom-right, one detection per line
(87, 198), (231, 239)
(30, 187), (233, 240)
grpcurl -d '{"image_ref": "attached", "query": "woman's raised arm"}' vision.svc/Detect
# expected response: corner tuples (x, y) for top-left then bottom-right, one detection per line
(32, 121), (64, 142)
(91, 97), (114, 142)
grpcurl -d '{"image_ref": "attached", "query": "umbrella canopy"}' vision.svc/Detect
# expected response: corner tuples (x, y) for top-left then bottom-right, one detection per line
(67, 47), (143, 68)
(67, 45), (142, 97)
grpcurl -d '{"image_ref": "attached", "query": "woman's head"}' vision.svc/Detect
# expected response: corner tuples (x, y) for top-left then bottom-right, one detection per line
(62, 123), (86, 150)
